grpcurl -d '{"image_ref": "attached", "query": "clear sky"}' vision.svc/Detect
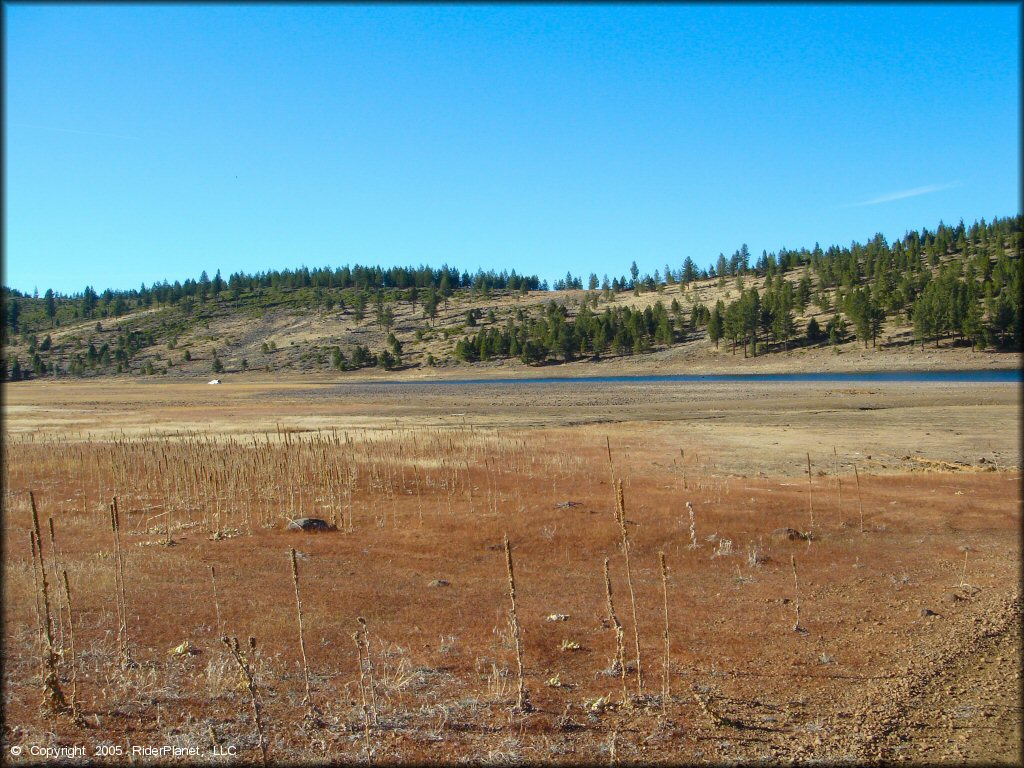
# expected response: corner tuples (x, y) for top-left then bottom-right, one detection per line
(4, 4), (1020, 296)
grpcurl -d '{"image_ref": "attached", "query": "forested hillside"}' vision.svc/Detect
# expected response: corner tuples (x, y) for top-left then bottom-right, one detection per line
(2, 214), (1019, 380)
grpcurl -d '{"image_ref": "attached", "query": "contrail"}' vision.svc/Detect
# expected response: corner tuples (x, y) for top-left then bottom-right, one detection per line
(846, 182), (959, 208)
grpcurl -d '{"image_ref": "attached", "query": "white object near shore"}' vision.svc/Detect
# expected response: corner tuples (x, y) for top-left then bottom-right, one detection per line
(208, 379), (221, 385)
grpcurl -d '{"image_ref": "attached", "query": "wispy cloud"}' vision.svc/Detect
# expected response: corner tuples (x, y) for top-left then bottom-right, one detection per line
(11, 121), (140, 141)
(846, 182), (959, 208)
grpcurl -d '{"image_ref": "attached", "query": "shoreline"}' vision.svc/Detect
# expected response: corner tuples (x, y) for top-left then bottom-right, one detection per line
(5, 344), (1019, 387)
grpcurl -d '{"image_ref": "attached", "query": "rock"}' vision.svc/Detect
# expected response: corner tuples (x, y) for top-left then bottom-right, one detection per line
(427, 579), (450, 588)
(920, 608), (940, 617)
(772, 527), (811, 541)
(285, 518), (334, 532)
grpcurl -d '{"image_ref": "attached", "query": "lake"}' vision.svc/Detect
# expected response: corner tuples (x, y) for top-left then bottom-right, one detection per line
(380, 369), (1022, 386)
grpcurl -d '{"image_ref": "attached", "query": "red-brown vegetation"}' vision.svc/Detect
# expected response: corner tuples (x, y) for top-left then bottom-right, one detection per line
(2, 419), (1019, 763)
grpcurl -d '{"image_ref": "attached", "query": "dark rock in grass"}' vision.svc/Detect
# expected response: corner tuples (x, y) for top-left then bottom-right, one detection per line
(286, 518), (335, 532)
(772, 527), (812, 541)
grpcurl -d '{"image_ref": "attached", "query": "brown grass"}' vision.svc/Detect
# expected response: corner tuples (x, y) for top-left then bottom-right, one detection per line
(1, 383), (1020, 764)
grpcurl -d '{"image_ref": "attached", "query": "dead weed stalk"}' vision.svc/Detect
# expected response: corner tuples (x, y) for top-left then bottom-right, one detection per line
(614, 480), (643, 697)
(222, 636), (268, 768)
(503, 535), (531, 712)
(29, 492), (69, 714)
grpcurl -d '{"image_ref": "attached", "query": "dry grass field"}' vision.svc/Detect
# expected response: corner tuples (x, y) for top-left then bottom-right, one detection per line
(2, 377), (1020, 765)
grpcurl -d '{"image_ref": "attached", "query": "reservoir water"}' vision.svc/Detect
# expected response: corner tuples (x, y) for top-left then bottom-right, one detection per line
(378, 369), (1022, 386)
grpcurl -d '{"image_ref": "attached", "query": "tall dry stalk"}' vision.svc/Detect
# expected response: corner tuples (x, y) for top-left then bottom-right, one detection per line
(60, 568), (83, 722)
(352, 628), (374, 762)
(834, 447), (842, 517)
(606, 436), (616, 489)
(358, 617), (378, 724)
(503, 535), (531, 712)
(614, 480), (643, 697)
(46, 518), (66, 653)
(288, 548), (316, 718)
(29, 492), (69, 713)
(210, 565), (223, 637)
(658, 552), (671, 709)
(790, 554), (804, 632)
(805, 453), (814, 539)
(46, 518), (82, 720)
(679, 448), (687, 490)
(603, 557), (629, 705)
(29, 531), (43, 659)
(854, 463), (864, 533)
(110, 497), (133, 668)
(222, 636), (268, 768)
(686, 501), (698, 549)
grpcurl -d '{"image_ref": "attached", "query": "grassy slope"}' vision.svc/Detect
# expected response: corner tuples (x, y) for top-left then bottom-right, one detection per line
(5, 254), (1020, 380)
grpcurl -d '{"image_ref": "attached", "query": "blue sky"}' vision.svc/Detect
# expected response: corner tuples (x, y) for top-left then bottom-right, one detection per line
(4, 4), (1020, 296)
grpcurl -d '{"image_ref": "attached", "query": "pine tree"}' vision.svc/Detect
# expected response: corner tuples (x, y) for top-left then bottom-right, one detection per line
(44, 289), (57, 326)
(708, 303), (723, 349)
(806, 317), (821, 344)
(682, 257), (697, 285)
(797, 274), (811, 313)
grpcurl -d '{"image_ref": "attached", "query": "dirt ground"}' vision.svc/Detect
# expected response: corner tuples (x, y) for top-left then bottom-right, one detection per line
(3, 378), (1019, 476)
(2, 378), (1020, 765)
